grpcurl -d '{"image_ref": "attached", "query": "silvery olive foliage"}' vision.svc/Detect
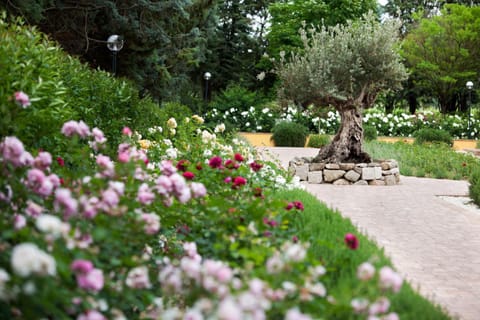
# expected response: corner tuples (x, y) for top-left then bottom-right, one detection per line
(277, 12), (408, 111)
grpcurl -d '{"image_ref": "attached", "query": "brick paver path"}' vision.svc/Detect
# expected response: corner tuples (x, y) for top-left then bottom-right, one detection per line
(258, 147), (480, 320)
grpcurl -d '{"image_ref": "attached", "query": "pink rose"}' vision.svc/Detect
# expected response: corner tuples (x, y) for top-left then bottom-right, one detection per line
(34, 151), (52, 170)
(122, 126), (132, 136)
(77, 310), (106, 320)
(141, 213), (160, 234)
(71, 259), (94, 274)
(137, 183), (155, 205)
(14, 91), (30, 108)
(190, 182), (207, 198)
(77, 268), (104, 292)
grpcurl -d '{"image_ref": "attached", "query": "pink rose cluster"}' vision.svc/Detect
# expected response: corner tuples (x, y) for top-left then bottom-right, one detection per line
(152, 241), (325, 319)
(0, 136), (33, 168)
(350, 262), (404, 319)
(356, 262), (403, 292)
(61, 120), (107, 151)
(153, 160), (207, 207)
(70, 259), (104, 293)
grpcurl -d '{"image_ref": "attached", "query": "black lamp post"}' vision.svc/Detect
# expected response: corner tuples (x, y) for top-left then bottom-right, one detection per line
(467, 81), (474, 131)
(203, 72), (212, 102)
(107, 35), (124, 76)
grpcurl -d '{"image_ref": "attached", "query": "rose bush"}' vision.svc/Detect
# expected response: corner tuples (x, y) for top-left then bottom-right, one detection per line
(0, 92), (405, 319)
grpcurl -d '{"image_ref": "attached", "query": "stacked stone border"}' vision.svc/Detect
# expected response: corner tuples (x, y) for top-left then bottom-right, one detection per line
(289, 158), (400, 186)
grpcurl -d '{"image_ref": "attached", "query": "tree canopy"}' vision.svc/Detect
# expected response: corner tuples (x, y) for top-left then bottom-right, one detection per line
(1, 0), (217, 102)
(402, 4), (480, 113)
(276, 12), (407, 111)
(267, 0), (378, 57)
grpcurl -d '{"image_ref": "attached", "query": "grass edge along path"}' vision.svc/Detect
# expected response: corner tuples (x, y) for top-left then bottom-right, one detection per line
(273, 188), (452, 320)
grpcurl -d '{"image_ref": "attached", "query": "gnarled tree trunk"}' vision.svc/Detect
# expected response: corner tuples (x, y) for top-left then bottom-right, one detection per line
(312, 107), (371, 163)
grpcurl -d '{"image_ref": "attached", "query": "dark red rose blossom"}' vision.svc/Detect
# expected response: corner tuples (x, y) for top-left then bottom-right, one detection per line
(293, 201), (304, 211)
(250, 161), (263, 172)
(234, 153), (244, 162)
(232, 176), (247, 188)
(209, 156), (223, 169)
(57, 157), (65, 167)
(183, 171), (195, 180)
(176, 159), (190, 172)
(344, 233), (359, 250)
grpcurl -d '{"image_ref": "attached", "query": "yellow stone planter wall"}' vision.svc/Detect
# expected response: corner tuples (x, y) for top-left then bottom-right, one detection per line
(238, 132), (477, 151)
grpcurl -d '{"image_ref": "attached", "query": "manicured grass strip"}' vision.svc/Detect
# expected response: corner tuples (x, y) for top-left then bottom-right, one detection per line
(364, 141), (479, 180)
(273, 188), (452, 320)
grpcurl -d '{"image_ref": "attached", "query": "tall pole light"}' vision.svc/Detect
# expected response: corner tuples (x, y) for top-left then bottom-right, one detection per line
(203, 72), (212, 102)
(107, 35), (124, 76)
(467, 81), (474, 132)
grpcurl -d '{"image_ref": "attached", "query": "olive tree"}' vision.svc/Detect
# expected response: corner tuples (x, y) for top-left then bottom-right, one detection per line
(276, 13), (408, 163)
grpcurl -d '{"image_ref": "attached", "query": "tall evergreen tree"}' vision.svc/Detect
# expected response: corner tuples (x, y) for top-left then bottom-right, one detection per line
(202, 0), (274, 94)
(2, 0), (217, 103)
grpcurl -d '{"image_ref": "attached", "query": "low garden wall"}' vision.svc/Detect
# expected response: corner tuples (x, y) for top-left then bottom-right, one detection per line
(238, 132), (477, 150)
(289, 158), (401, 186)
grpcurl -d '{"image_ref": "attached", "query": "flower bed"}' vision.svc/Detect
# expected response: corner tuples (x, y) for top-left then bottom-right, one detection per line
(0, 96), (406, 319)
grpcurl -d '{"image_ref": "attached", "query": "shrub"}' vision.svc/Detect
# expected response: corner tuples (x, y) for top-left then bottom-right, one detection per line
(307, 134), (331, 148)
(0, 13), (168, 158)
(159, 101), (193, 123)
(271, 121), (309, 147)
(413, 128), (453, 146)
(363, 125), (378, 141)
(0, 13), (77, 152)
(210, 84), (265, 113)
(469, 166), (480, 206)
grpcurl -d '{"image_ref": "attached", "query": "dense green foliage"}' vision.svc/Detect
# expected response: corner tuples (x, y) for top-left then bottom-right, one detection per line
(364, 140), (478, 180)
(267, 0), (378, 57)
(0, 13), (165, 157)
(402, 4), (480, 114)
(469, 165), (480, 205)
(1, 0), (217, 103)
(414, 128), (454, 146)
(307, 134), (331, 148)
(271, 121), (309, 147)
(363, 125), (378, 141)
(204, 0), (274, 94)
(383, 0), (478, 33)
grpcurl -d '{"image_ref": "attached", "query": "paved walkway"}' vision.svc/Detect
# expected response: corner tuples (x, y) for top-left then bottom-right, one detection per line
(257, 147), (480, 320)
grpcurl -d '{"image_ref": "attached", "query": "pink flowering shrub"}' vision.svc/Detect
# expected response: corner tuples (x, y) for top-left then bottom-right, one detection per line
(0, 115), (406, 319)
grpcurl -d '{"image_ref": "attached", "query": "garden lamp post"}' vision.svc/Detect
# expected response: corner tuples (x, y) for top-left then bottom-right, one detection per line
(107, 35), (124, 76)
(203, 72), (212, 102)
(467, 81), (474, 131)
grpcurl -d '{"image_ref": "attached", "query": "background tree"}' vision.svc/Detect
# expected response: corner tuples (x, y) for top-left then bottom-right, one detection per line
(202, 0), (274, 95)
(276, 13), (407, 163)
(261, 0), (378, 98)
(384, 0), (480, 33)
(267, 0), (378, 57)
(402, 4), (480, 113)
(1, 0), (217, 103)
